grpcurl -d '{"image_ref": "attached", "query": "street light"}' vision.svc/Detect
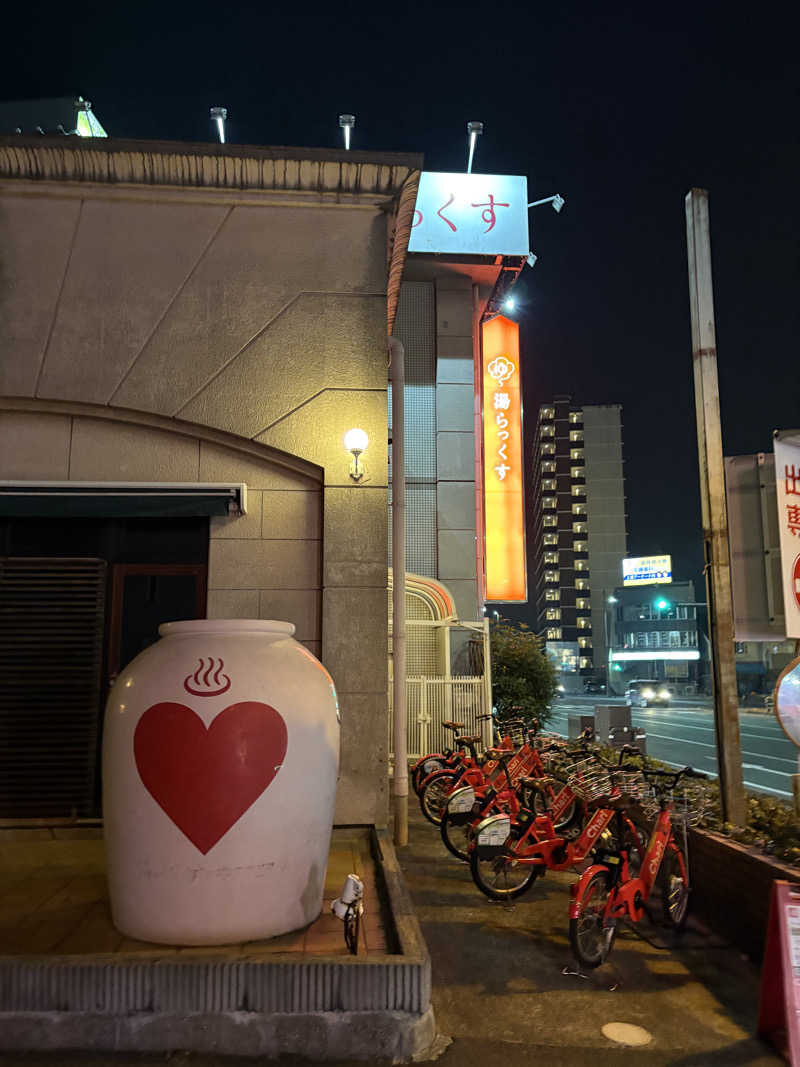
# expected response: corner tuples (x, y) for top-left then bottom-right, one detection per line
(466, 121), (483, 174)
(210, 107), (227, 144)
(338, 114), (355, 150)
(528, 193), (565, 213)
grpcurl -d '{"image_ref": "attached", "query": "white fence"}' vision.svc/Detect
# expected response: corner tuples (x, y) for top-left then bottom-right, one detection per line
(388, 676), (491, 760)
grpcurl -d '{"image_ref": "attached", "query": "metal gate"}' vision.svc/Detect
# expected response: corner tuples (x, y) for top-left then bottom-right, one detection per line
(389, 676), (491, 760)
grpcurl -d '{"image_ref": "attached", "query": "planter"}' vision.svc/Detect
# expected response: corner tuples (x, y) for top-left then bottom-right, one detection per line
(103, 619), (340, 946)
(689, 827), (800, 959)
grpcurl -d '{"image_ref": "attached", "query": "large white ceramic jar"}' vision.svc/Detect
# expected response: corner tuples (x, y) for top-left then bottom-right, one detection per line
(102, 619), (340, 946)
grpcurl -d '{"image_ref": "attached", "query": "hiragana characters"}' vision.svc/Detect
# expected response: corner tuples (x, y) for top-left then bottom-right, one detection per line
(437, 193), (457, 232)
(471, 194), (510, 233)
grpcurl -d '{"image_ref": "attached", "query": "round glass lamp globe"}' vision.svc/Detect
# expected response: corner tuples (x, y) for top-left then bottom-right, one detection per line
(344, 428), (369, 453)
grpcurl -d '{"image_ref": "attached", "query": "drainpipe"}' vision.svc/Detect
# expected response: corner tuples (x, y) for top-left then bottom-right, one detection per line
(390, 335), (407, 846)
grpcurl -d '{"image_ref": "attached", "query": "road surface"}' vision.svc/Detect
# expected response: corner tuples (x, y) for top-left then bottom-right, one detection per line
(547, 695), (798, 799)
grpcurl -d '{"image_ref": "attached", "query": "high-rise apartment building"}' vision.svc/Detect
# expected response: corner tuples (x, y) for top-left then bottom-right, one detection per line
(529, 398), (627, 687)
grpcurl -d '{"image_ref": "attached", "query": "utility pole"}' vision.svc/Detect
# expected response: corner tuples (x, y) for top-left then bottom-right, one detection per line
(390, 337), (408, 846)
(685, 188), (746, 825)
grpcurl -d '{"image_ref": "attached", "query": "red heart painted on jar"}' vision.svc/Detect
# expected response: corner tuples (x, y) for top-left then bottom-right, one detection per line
(134, 701), (288, 854)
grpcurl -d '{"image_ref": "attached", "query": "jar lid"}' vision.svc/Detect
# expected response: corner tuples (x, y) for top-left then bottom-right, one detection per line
(158, 619), (296, 637)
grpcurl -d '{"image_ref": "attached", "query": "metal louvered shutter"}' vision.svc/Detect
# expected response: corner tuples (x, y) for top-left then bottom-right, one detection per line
(0, 557), (107, 818)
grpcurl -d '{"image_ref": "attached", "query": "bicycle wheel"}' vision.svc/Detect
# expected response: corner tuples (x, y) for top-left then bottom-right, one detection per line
(344, 906), (360, 954)
(440, 812), (473, 861)
(660, 845), (690, 930)
(469, 848), (538, 900)
(412, 757), (447, 796)
(419, 771), (458, 826)
(569, 869), (616, 968)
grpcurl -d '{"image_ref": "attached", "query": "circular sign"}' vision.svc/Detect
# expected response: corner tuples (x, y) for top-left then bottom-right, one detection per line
(794, 554), (800, 612)
(774, 655), (800, 748)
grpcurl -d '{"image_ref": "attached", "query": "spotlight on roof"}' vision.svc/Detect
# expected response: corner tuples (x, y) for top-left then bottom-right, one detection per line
(552, 193), (565, 213)
(466, 120), (483, 174)
(526, 252), (538, 269)
(210, 107), (227, 144)
(339, 114), (355, 150)
(503, 296), (516, 312)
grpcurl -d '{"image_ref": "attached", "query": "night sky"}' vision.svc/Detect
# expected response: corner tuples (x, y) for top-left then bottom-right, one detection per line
(3, 3), (796, 622)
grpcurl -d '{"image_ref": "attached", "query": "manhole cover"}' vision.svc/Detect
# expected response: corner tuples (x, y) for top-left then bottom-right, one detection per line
(601, 1022), (653, 1047)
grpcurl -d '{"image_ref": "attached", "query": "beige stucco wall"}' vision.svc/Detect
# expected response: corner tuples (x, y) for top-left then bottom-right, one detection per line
(0, 162), (395, 825)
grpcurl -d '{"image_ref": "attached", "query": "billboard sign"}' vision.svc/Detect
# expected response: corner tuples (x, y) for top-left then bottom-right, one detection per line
(774, 434), (800, 638)
(408, 172), (529, 256)
(482, 316), (526, 602)
(622, 554), (672, 587)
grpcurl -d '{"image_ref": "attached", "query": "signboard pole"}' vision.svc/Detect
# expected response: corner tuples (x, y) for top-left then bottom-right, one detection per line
(685, 188), (746, 825)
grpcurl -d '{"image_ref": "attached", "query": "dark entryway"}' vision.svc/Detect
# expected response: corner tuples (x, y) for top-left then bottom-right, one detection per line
(0, 516), (208, 819)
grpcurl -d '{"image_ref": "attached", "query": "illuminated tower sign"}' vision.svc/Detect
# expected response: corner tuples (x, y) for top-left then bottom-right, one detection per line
(481, 316), (526, 602)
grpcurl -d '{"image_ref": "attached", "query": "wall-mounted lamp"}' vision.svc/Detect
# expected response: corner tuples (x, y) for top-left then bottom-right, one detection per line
(210, 106), (227, 144)
(344, 427), (368, 481)
(339, 113), (355, 150)
(466, 120), (483, 173)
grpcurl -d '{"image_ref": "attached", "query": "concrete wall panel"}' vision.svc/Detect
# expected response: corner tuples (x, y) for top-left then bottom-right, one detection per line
(70, 417), (200, 481)
(0, 412), (71, 479)
(436, 384), (474, 433)
(0, 197), (81, 396)
(208, 538), (320, 590)
(437, 432), (475, 481)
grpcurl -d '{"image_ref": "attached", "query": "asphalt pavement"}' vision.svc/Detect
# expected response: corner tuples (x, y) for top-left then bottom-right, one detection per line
(548, 696), (798, 799)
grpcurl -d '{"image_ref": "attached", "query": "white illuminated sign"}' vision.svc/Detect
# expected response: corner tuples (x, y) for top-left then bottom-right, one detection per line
(622, 555), (672, 587)
(610, 650), (700, 662)
(408, 172), (529, 256)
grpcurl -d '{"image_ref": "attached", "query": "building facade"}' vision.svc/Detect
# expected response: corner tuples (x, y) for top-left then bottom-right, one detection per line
(606, 580), (703, 694)
(0, 135), (421, 827)
(529, 397), (627, 689)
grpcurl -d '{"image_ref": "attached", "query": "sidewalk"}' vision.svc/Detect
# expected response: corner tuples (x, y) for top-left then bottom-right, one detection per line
(395, 804), (781, 1065)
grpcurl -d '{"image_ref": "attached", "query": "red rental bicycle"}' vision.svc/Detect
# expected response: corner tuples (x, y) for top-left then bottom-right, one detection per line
(468, 748), (648, 901)
(569, 763), (706, 968)
(410, 715), (495, 796)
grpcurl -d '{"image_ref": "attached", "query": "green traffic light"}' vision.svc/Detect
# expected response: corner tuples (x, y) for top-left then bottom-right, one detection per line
(655, 598), (670, 611)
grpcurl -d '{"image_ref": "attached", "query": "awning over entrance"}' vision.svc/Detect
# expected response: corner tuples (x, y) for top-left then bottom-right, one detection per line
(0, 482), (247, 518)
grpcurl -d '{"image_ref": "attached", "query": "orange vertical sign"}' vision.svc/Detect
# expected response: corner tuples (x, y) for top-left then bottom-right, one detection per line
(481, 315), (526, 602)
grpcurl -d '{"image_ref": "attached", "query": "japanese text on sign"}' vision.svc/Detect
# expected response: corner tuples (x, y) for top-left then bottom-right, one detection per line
(482, 316), (526, 602)
(774, 436), (800, 638)
(408, 172), (529, 256)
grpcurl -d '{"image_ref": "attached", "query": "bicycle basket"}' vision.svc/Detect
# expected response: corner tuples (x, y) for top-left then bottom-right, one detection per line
(669, 785), (706, 828)
(566, 757), (612, 802)
(497, 719), (526, 748)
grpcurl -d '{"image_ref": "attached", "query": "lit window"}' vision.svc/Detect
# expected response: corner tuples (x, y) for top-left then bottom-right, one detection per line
(570, 448), (585, 461)
(543, 532), (558, 545)
(575, 578), (590, 590)
(570, 467), (583, 479)
(540, 407), (555, 420)
(571, 484), (585, 497)
(541, 423), (555, 437)
(569, 430), (583, 442)
(542, 442), (556, 455)
(541, 460), (557, 473)
(573, 521), (587, 534)
(572, 503), (587, 516)
(545, 588), (560, 601)
(575, 560), (588, 571)
(542, 478), (557, 491)
(574, 541), (588, 553)
(543, 514), (558, 528)
(543, 496), (557, 509)
(570, 411), (584, 424)
(544, 570), (560, 583)
(546, 608), (561, 621)
(577, 617), (592, 630)
(579, 656), (592, 669)
(544, 551), (559, 564)
(576, 597), (591, 610)
(546, 627), (562, 640)
(578, 637), (592, 649)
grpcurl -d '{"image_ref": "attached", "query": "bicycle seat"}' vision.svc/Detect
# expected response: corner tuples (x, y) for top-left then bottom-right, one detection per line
(442, 720), (466, 730)
(486, 747), (512, 760)
(455, 734), (481, 745)
(521, 775), (555, 790)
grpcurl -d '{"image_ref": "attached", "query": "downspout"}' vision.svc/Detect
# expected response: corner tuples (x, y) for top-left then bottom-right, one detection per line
(390, 335), (407, 846)
(385, 169), (419, 846)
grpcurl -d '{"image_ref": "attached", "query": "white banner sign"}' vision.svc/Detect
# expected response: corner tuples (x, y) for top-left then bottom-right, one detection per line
(408, 172), (529, 256)
(774, 436), (800, 638)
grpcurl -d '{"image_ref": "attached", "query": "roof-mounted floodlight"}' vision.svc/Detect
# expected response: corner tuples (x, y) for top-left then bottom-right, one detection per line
(527, 252), (538, 268)
(528, 193), (565, 213)
(210, 107), (227, 144)
(339, 114), (355, 150)
(466, 120), (483, 173)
